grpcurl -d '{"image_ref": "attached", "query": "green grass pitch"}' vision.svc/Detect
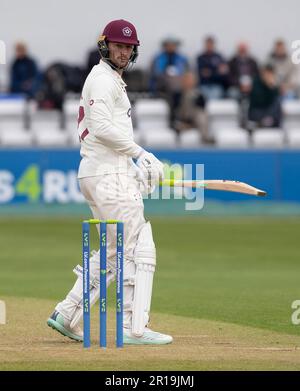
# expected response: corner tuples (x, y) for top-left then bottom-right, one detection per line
(1, 216), (300, 370)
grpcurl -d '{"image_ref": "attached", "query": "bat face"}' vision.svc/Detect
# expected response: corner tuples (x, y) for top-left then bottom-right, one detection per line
(203, 180), (267, 196)
(160, 179), (267, 197)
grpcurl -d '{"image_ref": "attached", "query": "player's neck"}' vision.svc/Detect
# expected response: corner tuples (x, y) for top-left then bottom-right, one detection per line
(104, 59), (124, 75)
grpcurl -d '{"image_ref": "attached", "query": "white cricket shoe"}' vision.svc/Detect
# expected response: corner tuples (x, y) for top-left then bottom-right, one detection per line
(47, 310), (83, 342)
(123, 327), (173, 345)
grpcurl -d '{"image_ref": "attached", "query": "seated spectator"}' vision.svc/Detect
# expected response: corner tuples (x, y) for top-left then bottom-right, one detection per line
(196, 36), (229, 100)
(10, 42), (41, 99)
(85, 47), (100, 76)
(36, 63), (85, 110)
(123, 69), (149, 93)
(248, 64), (282, 128)
(228, 42), (259, 100)
(173, 72), (212, 143)
(149, 37), (189, 94)
(267, 39), (299, 99)
(36, 63), (66, 110)
(149, 37), (189, 126)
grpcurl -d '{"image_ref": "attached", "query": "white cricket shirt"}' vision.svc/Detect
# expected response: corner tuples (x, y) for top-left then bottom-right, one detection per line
(77, 60), (143, 178)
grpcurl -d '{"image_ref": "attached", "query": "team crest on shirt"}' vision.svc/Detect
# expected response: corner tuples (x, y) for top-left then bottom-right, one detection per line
(127, 108), (131, 117)
(122, 27), (132, 37)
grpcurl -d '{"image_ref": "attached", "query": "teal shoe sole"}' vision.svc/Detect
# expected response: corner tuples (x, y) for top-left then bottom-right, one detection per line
(47, 318), (83, 342)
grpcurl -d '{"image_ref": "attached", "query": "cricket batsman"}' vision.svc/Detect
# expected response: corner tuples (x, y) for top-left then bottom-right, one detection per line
(47, 19), (173, 345)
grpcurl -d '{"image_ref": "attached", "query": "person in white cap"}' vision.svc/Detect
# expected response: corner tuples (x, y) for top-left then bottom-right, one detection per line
(47, 19), (173, 345)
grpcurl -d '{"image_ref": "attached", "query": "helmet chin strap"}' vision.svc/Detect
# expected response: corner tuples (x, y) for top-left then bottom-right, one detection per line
(101, 50), (137, 73)
(103, 58), (135, 73)
(105, 58), (128, 72)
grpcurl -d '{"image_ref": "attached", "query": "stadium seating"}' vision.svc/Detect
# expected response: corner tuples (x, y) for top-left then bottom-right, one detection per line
(134, 98), (177, 147)
(214, 128), (249, 148)
(252, 128), (285, 148)
(63, 96), (80, 145)
(1, 94), (300, 149)
(206, 99), (239, 137)
(31, 106), (68, 146)
(286, 128), (300, 147)
(282, 100), (300, 130)
(0, 95), (32, 146)
(141, 128), (177, 148)
(178, 129), (202, 148)
(0, 128), (33, 146)
(134, 98), (170, 130)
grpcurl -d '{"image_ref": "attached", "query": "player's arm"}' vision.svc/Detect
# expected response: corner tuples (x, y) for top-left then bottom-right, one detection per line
(88, 75), (143, 158)
(88, 75), (164, 184)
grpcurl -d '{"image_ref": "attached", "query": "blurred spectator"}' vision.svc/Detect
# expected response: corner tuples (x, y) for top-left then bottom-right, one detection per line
(173, 72), (212, 143)
(268, 39), (299, 99)
(248, 64), (282, 128)
(149, 37), (189, 127)
(36, 63), (66, 110)
(123, 69), (149, 93)
(150, 37), (189, 94)
(10, 42), (41, 98)
(196, 36), (229, 100)
(36, 63), (85, 110)
(86, 47), (100, 76)
(228, 42), (259, 100)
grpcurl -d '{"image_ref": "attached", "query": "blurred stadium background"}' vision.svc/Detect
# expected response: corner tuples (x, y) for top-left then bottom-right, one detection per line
(0, 0), (300, 215)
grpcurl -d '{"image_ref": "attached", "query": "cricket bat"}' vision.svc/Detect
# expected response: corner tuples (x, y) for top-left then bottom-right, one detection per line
(160, 179), (267, 197)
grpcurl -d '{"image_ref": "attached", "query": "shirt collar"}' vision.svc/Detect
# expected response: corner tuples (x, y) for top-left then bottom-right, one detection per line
(99, 60), (127, 88)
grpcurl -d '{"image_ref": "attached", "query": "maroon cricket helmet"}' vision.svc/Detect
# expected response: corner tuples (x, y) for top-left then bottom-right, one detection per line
(102, 19), (140, 46)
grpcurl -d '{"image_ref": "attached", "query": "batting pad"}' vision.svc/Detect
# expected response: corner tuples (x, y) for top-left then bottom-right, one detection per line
(132, 222), (156, 336)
